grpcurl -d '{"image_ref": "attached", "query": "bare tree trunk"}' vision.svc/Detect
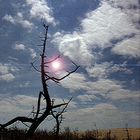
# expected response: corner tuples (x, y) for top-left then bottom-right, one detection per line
(26, 25), (51, 138)
(0, 24), (79, 139)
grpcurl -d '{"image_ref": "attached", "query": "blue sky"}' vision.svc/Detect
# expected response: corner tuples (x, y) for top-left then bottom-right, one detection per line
(0, 0), (140, 131)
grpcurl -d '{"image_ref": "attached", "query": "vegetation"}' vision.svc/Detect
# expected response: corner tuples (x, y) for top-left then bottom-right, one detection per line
(0, 127), (140, 140)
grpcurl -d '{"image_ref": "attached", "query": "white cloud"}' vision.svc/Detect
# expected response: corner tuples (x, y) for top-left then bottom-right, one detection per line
(106, 0), (140, 24)
(77, 94), (98, 102)
(0, 94), (77, 115)
(86, 79), (140, 103)
(0, 94), (77, 129)
(60, 73), (90, 92)
(0, 95), (39, 124)
(106, 0), (139, 9)
(52, 32), (94, 66)
(87, 66), (107, 78)
(14, 95), (38, 108)
(112, 35), (140, 58)
(86, 62), (110, 78)
(54, 16), (138, 102)
(13, 43), (37, 59)
(110, 63), (133, 74)
(63, 103), (140, 129)
(86, 62), (133, 78)
(60, 71), (139, 102)
(0, 63), (18, 82)
(2, 15), (15, 24)
(28, 48), (37, 59)
(19, 82), (30, 88)
(62, 75), (122, 95)
(107, 89), (140, 101)
(81, 1), (138, 48)
(0, 73), (15, 82)
(3, 12), (33, 29)
(0, 64), (9, 74)
(26, 0), (56, 25)
(0, 95), (40, 115)
(0, 100), (20, 113)
(52, 0), (139, 67)
(88, 79), (122, 94)
(0, 91), (139, 130)
(14, 44), (26, 50)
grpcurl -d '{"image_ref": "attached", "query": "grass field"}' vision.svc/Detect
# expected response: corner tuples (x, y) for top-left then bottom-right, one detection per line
(0, 127), (140, 140)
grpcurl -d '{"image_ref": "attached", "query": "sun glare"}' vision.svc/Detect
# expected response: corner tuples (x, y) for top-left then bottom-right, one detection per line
(51, 61), (61, 70)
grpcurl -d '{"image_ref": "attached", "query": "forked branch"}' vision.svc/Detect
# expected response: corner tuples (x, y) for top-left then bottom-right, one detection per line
(51, 98), (72, 136)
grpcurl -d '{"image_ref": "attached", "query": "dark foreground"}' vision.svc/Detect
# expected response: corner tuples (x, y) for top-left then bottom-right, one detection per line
(0, 127), (140, 140)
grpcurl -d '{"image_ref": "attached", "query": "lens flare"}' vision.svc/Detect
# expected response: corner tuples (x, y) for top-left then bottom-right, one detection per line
(51, 61), (61, 70)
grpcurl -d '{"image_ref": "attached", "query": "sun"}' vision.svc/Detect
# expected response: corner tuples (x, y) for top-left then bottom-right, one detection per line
(51, 61), (61, 70)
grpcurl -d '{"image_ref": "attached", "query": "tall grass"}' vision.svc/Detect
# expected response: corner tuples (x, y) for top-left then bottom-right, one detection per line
(0, 127), (139, 140)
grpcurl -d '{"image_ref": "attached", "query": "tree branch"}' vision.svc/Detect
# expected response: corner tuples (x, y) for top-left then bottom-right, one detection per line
(44, 55), (61, 64)
(46, 65), (80, 82)
(31, 62), (41, 73)
(51, 97), (72, 136)
(34, 91), (44, 119)
(0, 117), (34, 129)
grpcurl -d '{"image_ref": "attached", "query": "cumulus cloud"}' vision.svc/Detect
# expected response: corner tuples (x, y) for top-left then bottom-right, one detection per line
(61, 74), (122, 94)
(2, 15), (15, 24)
(52, 0), (139, 69)
(81, 1), (138, 47)
(88, 79), (122, 94)
(13, 43), (37, 59)
(0, 94), (139, 129)
(112, 35), (140, 58)
(14, 44), (26, 50)
(14, 95), (38, 108)
(3, 12), (33, 29)
(60, 73), (90, 92)
(86, 62), (110, 78)
(60, 70), (139, 102)
(99, 0), (140, 57)
(0, 73), (15, 82)
(0, 94), (45, 119)
(26, 0), (56, 25)
(86, 62), (132, 78)
(63, 103), (140, 129)
(52, 32), (94, 66)
(0, 63), (18, 82)
(104, 0), (139, 13)
(105, 0), (140, 25)
(0, 99), (21, 113)
(0, 64), (9, 74)
(107, 89), (140, 101)
(0, 94), (77, 128)
(28, 48), (37, 59)
(53, 0), (139, 106)
(0, 94), (39, 124)
(85, 78), (140, 102)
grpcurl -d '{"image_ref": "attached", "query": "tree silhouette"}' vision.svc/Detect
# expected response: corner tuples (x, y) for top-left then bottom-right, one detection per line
(0, 24), (79, 138)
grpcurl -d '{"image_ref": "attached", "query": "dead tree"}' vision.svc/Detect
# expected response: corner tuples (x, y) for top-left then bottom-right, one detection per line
(0, 24), (80, 138)
(51, 98), (72, 136)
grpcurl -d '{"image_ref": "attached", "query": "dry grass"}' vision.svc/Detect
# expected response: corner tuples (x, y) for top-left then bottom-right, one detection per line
(0, 127), (140, 140)
(108, 128), (140, 140)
